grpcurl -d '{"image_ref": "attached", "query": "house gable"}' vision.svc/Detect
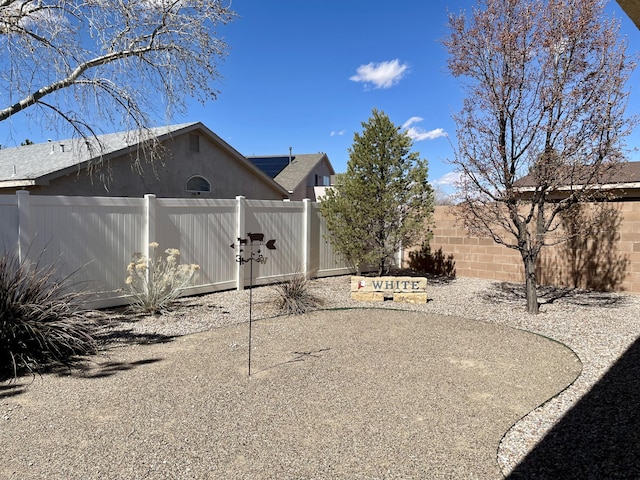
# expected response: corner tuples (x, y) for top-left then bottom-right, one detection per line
(0, 123), (289, 199)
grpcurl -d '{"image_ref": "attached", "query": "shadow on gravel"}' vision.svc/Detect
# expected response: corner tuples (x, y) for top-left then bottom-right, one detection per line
(425, 274), (457, 286)
(91, 309), (177, 346)
(0, 383), (28, 399)
(0, 330), (173, 386)
(252, 348), (332, 375)
(483, 282), (628, 308)
(64, 357), (165, 379)
(95, 328), (177, 347)
(507, 336), (640, 479)
(0, 352), (166, 396)
(29, 355), (166, 380)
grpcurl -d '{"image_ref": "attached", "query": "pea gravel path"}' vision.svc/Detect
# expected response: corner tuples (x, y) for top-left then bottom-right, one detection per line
(1, 275), (639, 479)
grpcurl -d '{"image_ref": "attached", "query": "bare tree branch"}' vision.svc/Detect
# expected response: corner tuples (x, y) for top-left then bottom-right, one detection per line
(0, 0), (235, 146)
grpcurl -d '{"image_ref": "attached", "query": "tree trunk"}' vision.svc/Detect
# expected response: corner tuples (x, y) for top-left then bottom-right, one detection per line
(523, 254), (539, 314)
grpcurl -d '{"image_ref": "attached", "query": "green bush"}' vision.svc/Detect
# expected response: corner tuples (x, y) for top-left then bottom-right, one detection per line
(126, 243), (200, 314)
(0, 251), (97, 379)
(272, 273), (322, 315)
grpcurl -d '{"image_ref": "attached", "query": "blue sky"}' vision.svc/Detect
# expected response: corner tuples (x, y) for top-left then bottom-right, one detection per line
(181, 0), (640, 192)
(2, 0), (640, 192)
(187, 0), (478, 190)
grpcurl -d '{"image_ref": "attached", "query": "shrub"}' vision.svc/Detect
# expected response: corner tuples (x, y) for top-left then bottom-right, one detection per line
(0, 250), (98, 379)
(272, 273), (322, 315)
(126, 243), (200, 314)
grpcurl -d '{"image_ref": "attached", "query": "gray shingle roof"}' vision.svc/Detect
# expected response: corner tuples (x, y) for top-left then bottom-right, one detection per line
(0, 123), (198, 184)
(515, 161), (640, 188)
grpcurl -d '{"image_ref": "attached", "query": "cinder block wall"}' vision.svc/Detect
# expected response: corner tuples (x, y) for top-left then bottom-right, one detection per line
(410, 203), (640, 294)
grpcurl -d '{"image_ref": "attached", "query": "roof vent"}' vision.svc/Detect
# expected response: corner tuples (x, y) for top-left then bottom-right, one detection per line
(60, 144), (65, 153)
(49, 139), (54, 154)
(289, 146), (292, 164)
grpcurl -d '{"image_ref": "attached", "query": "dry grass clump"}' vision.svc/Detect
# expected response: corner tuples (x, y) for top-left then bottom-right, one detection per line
(272, 273), (323, 315)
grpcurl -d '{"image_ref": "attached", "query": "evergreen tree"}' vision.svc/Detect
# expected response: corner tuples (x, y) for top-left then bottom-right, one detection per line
(320, 109), (434, 275)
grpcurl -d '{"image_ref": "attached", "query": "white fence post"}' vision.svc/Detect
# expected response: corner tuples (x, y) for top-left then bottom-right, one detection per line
(144, 194), (157, 260)
(302, 198), (312, 278)
(396, 244), (404, 270)
(16, 190), (30, 263)
(236, 195), (246, 291)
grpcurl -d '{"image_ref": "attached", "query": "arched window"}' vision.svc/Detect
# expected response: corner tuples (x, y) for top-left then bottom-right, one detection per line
(186, 175), (211, 194)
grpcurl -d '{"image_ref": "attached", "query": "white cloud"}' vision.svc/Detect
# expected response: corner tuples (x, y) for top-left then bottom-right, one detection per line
(330, 130), (346, 137)
(11, 1), (68, 28)
(401, 117), (423, 129)
(433, 171), (461, 187)
(406, 127), (447, 141)
(349, 59), (409, 89)
(401, 117), (447, 142)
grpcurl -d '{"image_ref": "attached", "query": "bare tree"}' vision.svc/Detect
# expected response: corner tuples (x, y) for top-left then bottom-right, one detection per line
(0, 0), (234, 161)
(444, 0), (636, 313)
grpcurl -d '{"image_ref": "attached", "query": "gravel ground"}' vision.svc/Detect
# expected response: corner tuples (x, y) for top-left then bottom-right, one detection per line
(2, 274), (640, 478)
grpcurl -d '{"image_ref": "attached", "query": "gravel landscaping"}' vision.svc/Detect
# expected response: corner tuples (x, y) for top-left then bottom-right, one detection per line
(2, 274), (639, 478)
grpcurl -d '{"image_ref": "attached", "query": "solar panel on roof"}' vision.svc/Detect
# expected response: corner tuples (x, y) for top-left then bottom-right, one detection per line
(248, 156), (292, 178)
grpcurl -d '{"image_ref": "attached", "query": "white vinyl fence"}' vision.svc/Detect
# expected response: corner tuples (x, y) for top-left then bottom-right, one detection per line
(0, 192), (353, 308)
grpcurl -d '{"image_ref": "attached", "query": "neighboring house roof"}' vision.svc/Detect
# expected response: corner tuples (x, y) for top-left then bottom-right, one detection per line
(247, 153), (335, 192)
(593, 161), (640, 185)
(0, 123), (192, 187)
(514, 161), (640, 192)
(617, 0), (640, 30)
(0, 122), (289, 197)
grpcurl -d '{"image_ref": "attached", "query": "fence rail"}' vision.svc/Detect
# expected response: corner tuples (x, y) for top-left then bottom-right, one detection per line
(0, 192), (353, 308)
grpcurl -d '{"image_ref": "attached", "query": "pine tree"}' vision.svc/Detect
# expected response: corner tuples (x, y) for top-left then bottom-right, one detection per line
(320, 109), (434, 275)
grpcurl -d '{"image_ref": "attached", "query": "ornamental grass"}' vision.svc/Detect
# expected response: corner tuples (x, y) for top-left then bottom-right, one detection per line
(0, 250), (97, 379)
(126, 243), (200, 314)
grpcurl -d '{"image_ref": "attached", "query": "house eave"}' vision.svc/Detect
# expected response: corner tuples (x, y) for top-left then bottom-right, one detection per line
(0, 179), (38, 188)
(617, 0), (640, 30)
(516, 182), (640, 193)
